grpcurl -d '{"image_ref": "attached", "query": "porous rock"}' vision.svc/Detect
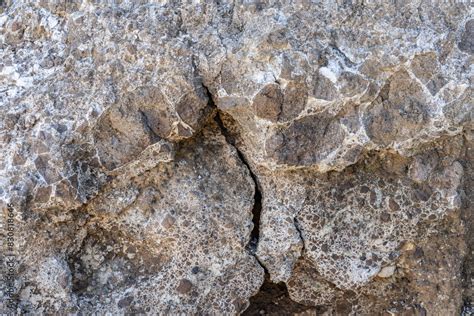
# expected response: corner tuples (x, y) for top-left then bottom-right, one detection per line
(0, 1), (472, 315)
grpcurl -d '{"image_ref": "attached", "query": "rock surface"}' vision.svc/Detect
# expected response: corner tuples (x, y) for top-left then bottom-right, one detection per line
(0, 1), (472, 315)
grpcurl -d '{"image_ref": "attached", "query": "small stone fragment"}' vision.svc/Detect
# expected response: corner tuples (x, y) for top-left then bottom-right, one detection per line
(177, 279), (193, 294)
(377, 266), (396, 278)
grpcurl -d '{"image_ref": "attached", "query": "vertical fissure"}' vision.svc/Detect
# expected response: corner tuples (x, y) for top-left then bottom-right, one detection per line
(213, 113), (262, 249)
(202, 84), (263, 254)
(202, 84), (312, 315)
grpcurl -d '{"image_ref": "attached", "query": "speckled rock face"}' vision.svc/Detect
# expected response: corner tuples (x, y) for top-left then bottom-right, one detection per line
(0, 1), (472, 315)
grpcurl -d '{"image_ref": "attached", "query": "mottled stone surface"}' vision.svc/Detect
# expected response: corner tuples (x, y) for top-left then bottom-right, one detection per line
(0, 1), (472, 315)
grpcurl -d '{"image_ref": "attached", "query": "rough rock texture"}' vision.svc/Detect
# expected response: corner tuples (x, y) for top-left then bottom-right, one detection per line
(0, 1), (472, 315)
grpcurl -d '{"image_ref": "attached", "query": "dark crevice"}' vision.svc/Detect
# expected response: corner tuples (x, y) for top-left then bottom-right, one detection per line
(242, 275), (315, 316)
(293, 217), (305, 254)
(213, 113), (263, 250)
(202, 83), (263, 255)
(202, 83), (313, 315)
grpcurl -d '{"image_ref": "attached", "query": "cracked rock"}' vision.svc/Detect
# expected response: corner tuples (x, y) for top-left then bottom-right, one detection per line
(0, 1), (473, 315)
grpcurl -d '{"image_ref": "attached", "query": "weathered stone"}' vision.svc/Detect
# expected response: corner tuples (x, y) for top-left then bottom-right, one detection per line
(254, 84), (284, 122)
(266, 113), (345, 167)
(0, 1), (472, 315)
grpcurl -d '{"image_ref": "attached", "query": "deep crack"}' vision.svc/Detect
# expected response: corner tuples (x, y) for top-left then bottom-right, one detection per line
(293, 216), (305, 254)
(201, 84), (313, 315)
(213, 112), (263, 250)
(242, 274), (316, 316)
(202, 84), (263, 255)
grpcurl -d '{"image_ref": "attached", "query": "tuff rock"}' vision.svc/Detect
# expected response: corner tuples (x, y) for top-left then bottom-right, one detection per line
(0, 1), (473, 315)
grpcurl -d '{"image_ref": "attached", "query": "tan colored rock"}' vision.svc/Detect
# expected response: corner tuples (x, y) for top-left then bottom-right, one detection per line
(377, 266), (396, 278)
(0, 1), (472, 315)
